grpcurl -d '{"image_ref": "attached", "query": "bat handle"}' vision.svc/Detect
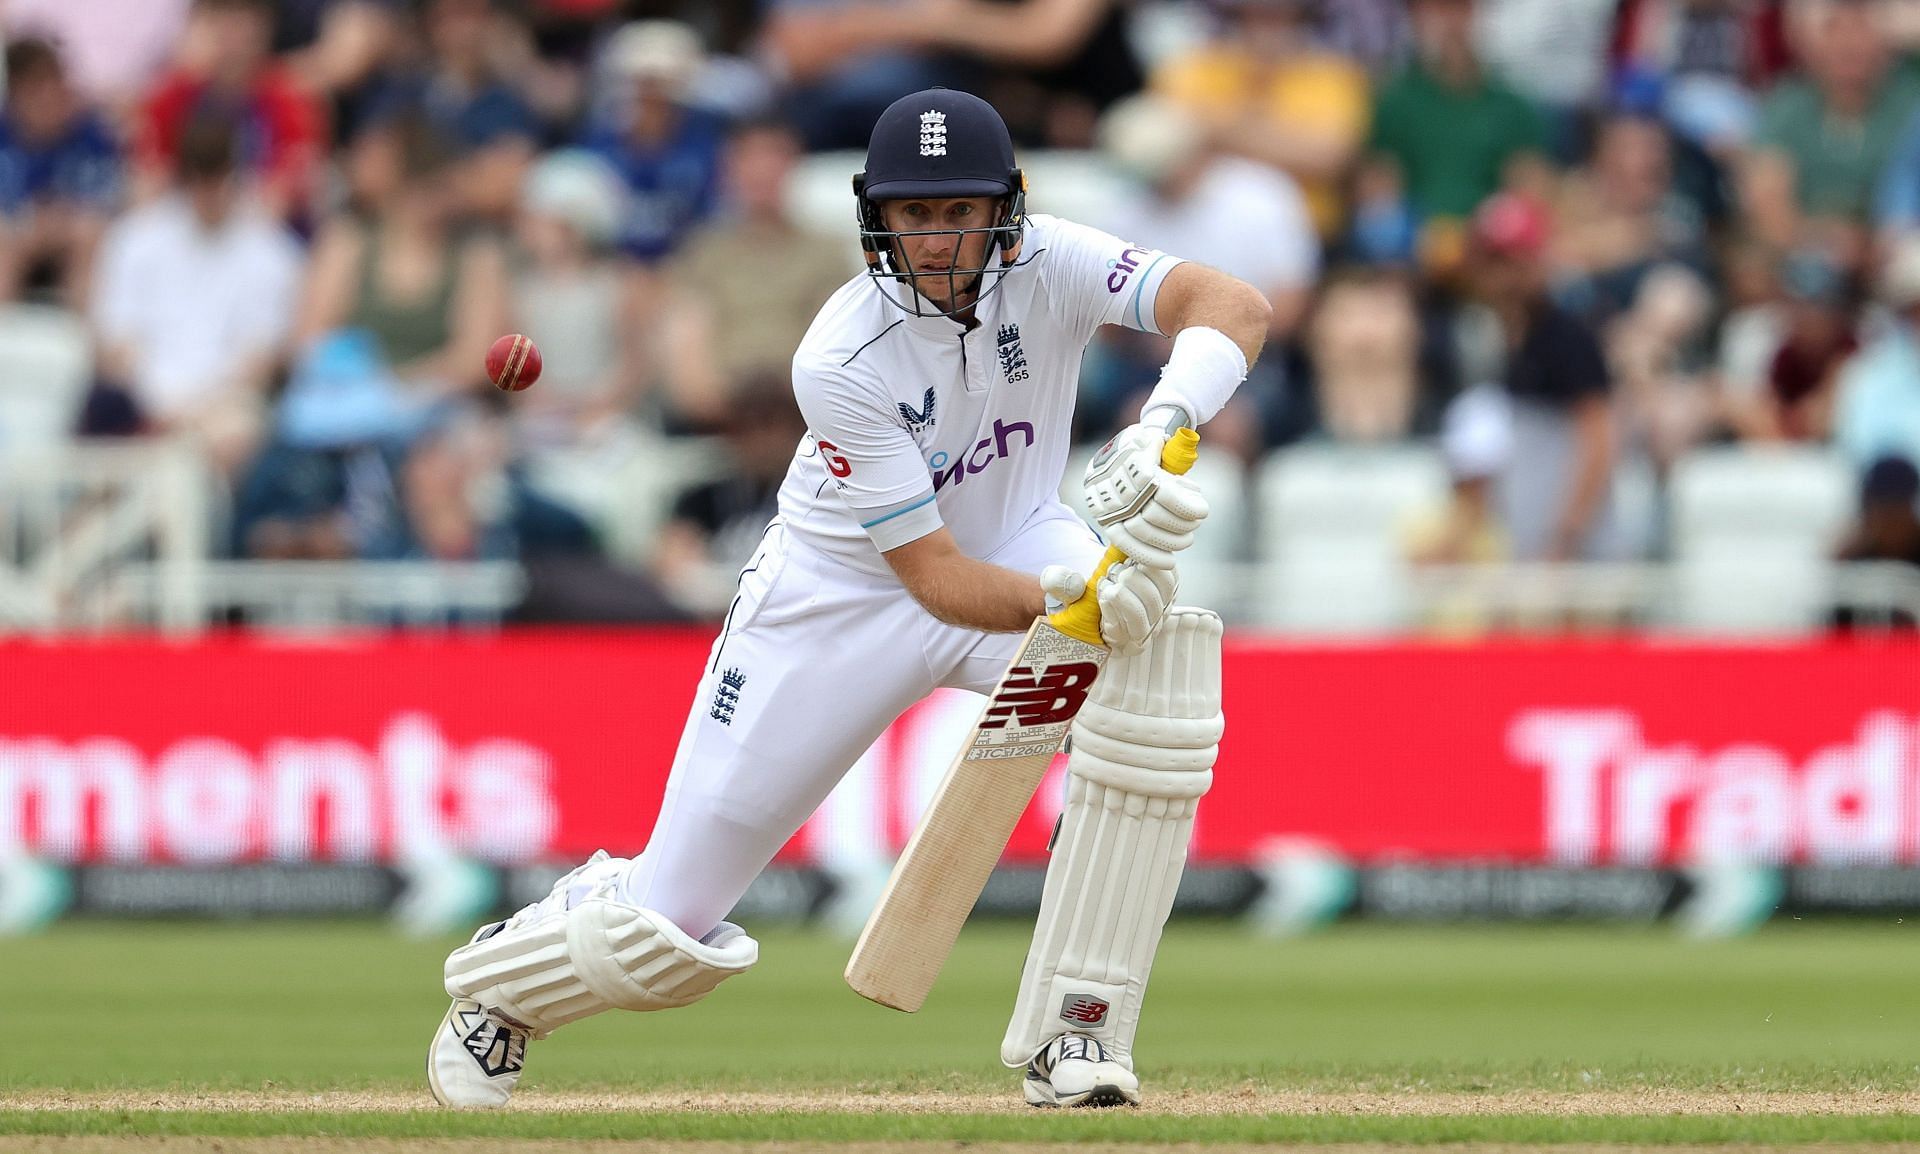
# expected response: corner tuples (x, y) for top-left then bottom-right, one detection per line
(1049, 427), (1199, 646)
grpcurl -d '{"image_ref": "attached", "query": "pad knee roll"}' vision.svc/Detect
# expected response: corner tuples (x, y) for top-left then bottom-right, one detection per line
(1001, 607), (1224, 1070)
(445, 897), (758, 1036)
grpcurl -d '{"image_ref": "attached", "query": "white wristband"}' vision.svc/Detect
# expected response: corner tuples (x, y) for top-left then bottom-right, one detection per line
(1142, 326), (1247, 429)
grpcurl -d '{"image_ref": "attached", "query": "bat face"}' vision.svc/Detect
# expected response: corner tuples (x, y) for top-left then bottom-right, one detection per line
(975, 630), (1106, 752)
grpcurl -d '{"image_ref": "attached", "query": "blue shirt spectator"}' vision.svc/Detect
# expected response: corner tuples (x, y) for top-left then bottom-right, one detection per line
(368, 73), (539, 153)
(0, 37), (123, 306)
(1835, 239), (1920, 471)
(582, 107), (726, 262)
(0, 110), (121, 218)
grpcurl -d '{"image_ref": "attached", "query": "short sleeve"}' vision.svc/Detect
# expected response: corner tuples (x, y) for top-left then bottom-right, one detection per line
(792, 356), (943, 551)
(1553, 314), (1611, 399)
(1033, 216), (1184, 345)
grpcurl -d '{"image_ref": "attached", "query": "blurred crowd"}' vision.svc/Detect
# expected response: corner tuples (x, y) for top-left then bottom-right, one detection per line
(4, 0), (1920, 623)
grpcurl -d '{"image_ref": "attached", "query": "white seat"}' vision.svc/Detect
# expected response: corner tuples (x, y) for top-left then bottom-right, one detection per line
(1252, 444), (1448, 633)
(0, 305), (90, 453)
(1667, 446), (1853, 633)
(527, 431), (728, 566)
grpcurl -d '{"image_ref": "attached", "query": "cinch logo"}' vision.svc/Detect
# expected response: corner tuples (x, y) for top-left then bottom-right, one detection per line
(928, 417), (1034, 491)
(980, 661), (1101, 729)
(1105, 245), (1151, 293)
(1059, 995), (1110, 1026)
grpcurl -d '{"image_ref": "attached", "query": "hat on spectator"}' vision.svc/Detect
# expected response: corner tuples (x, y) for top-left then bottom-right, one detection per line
(524, 150), (627, 248)
(608, 20), (702, 89)
(1469, 192), (1550, 258)
(1440, 383), (1514, 481)
(1878, 236), (1920, 309)
(1097, 94), (1206, 188)
(1862, 455), (1920, 507)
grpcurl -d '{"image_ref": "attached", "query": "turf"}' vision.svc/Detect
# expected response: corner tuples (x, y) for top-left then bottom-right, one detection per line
(1, 919), (1915, 1143)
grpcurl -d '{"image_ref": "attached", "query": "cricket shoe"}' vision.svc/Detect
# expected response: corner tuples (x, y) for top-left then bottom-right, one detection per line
(1022, 1033), (1140, 1108)
(427, 851), (627, 1107)
(428, 994), (528, 1107)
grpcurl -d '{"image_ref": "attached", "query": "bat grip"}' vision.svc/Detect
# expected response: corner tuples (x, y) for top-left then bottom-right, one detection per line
(1048, 427), (1199, 646)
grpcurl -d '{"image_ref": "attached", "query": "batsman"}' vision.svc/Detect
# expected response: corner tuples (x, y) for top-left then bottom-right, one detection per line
(428, 88), (1269, 1109)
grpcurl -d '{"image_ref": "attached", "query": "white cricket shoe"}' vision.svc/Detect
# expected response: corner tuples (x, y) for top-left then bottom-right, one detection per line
(1022, 1034), (1140, 1108)
(426, 852), (623, 1108)
(428, 992), (529, 1107)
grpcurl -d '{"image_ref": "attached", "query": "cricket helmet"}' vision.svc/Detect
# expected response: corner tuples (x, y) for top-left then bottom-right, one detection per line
(854, 88), (1028, 318)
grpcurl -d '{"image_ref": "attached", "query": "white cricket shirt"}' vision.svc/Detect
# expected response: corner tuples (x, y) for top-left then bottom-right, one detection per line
(776, 213), (1181, 576)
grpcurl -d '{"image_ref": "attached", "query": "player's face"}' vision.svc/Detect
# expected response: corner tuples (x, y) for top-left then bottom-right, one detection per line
(879, 196), (1000, 306)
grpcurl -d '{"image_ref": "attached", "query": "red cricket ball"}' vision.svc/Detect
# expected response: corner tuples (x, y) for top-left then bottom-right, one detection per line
(486, 333), (542, 392)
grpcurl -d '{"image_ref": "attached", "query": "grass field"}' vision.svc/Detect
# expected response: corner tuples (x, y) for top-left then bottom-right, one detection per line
(2, 918), (1916, 1149)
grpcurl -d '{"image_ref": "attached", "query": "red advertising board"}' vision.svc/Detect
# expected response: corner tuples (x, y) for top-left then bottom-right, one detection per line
(2, 633), (1916, 867)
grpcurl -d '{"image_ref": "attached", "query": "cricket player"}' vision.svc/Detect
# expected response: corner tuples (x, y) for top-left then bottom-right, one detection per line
(429, 88), (1269, 1109)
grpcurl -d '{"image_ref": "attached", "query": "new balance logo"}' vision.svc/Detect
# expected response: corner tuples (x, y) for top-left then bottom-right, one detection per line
(457, 1008), (525, 1079)
(898, 387), (937, 433)
(980, 662), (1100, 729)
(1059, 996), (1111, 1026)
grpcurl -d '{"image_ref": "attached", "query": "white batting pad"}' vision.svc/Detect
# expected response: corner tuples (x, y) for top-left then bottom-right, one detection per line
(1000, 606), (1224, 1070)
(444, 888), (758, 1037)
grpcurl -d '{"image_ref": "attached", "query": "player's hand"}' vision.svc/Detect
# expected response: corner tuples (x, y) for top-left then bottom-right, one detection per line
(1040, 561), (1176, 655)
(1082, 423), (1208, 569)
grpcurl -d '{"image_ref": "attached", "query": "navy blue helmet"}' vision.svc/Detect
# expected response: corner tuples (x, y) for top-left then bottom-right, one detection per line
(854, 88), (1028, 318)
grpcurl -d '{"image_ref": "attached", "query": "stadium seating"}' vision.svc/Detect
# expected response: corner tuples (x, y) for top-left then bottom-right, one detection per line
(1252, 443), (1448, 633)
(0, 305), (90, 453)
(1667, 446), (1854, 633)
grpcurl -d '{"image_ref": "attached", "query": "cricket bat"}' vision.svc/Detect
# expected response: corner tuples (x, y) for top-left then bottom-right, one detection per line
(844, 427), (1200, 1011)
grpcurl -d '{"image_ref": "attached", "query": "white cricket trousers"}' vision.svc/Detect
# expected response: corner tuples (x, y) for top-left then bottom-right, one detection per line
(623, 503), (1104, 940)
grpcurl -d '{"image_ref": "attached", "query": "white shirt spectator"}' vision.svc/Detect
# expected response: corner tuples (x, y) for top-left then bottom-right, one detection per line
(1102, 157), (1317, 300)
(92, 194), (303, 421)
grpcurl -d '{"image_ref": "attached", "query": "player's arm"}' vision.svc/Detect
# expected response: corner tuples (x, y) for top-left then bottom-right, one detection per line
(883, 528), (1044, 633)
(1140, 260), (1271, 430)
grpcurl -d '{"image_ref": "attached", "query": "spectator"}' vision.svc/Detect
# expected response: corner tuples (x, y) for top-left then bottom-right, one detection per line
(763, 0), (1132, 150)
(1831, 454), (1920, 630)
(1302, 266), (1439, 444)
(1361, 0), (1550, 242)
(135, 0), (326, 222)
(232, 118), (507, 561)
(652, 373), (806, 617)
(1612, 0), (1789, 155)
(1407, 382), (1515, 566)
(1086, 94), (1318, 460)
(1151, 0), (1370, 238)
(1474, 0), (1619, 160)
(658, 117), (854, 431)
(1745, 0), (1920, 267)
(0, 39), (123, 309)
(1608, 263), (1718, 475)
(1715, 237), (1790, 437)
(582, 21), (729, 264)
(5, 0), (192, 115)
(295, 117), (507, 408)
(85, 115), (302, 474)
(511, 149), (644, 452)
(1464, 192), (1619, 561)
(1555, 110), (1712, 324)
(365, 0), (541, 222)
(289, 0), (411, 150)
(1834, 237), (1920, 470)
(1761, 248), (1855, 441)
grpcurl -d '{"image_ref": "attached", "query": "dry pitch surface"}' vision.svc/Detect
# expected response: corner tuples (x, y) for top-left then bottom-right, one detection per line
(8, 1089), (1920, 1115)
